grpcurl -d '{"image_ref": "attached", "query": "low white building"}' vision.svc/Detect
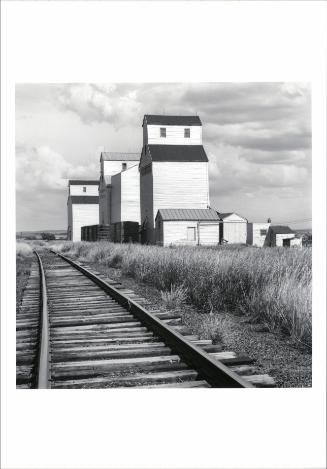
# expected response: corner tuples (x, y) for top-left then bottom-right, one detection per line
(155, 208), (220, 246)
(67, 180), (99, 241)
(266, 225), (302, 247)
(247, 222), (271, 247)
(219, 212), (247, 244)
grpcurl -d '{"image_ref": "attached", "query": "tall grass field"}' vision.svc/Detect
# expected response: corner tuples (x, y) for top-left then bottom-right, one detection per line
(53, 242), (312, 347)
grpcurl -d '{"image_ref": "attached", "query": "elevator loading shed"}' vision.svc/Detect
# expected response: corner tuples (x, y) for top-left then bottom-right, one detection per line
(155, 208), (220, 246)
(219, 212), (248, 244)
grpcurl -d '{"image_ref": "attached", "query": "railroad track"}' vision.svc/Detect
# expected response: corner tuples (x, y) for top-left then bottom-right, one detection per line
(16, 249), (275, 389)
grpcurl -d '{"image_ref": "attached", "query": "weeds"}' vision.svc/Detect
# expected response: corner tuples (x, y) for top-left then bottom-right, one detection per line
(160, 284), (187, 310)
(53, 241), (312, 347)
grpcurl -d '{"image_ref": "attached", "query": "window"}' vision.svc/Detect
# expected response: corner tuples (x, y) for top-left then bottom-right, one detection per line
(122, 162), (127, 170)
(260, 229), (267, 236)
(160, 127), (166, 138)
(83, 187), (86, 193)
(184, 128), (190, 138)
(187, 227), (196, 241)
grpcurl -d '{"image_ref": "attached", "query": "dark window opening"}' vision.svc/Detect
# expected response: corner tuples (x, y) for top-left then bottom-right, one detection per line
(83, 187), (86, 192)
(260, 229), (267, 236)
(184, 128), (190, 138)
(160, 127), (166, 138)
(122, 163), (127, 170)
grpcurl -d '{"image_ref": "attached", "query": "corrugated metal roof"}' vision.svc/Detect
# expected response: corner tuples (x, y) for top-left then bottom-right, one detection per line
(144, 115), (202, 126)
(68, 180), (99, 185)
(147, 144), (208, 162)
(100, 152), (140, 161)
(70, 196), (99, 204)
(156, 208), (220, 221)
(269, 225), (294, 234)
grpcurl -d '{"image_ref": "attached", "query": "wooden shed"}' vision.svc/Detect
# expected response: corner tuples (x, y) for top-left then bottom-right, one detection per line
(155, 208), (220, 246)
(140, 115), (210, 244)
(218, 212), (247, 244)
(67, 180), (99, 242)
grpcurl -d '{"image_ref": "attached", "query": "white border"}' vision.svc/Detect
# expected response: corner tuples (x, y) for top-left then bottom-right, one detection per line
(1, 2), (326, 468)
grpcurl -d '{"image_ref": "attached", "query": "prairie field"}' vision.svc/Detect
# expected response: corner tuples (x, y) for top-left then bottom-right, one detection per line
(53, 242), (312, 348)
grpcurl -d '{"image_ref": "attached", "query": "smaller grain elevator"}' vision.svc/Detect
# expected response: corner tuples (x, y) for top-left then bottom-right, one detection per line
(67, 180), (99, 241)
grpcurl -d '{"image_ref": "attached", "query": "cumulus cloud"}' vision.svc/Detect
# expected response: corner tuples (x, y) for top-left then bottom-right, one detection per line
(16, 82), (311, 229)
(58, 84), (142, 127)
(16, 144), (98, 192)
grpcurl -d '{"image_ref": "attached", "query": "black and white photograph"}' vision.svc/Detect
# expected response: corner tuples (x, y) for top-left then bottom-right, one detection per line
(16, 82), (312, 389)
(2, 2), (326, 469)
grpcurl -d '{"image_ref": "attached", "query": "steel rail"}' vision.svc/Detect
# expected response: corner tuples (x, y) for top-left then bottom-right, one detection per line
(51, 249), (253, 388)
(34, 251), (50, 389)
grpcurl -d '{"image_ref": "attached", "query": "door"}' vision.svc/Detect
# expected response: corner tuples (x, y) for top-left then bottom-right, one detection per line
(283, 238), (291, 247)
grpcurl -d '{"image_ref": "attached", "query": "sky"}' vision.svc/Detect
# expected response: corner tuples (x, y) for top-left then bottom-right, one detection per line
(16, 82), (311, 231)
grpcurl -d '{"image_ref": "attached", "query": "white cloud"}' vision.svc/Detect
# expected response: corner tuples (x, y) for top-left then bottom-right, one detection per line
(16, 145), (98, 192)
(58, 84), (142, 127)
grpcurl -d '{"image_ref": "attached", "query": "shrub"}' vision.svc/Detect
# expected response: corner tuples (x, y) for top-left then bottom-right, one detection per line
(16, 242), (33, 259)
(41, 232), (56, 240)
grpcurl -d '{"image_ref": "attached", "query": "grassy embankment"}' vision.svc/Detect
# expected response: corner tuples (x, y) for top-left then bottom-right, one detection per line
(16, 242), (35, 309)
(53, 242), (312, 348)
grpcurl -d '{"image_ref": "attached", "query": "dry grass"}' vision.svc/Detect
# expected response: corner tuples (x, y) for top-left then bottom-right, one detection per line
(53, 241), (312, 347)
(16, 243), (34, 309)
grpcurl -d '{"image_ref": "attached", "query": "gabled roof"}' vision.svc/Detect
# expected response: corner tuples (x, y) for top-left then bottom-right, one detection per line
(100, 152), (140, 162)
(156, 208), (219, 222)
(218, 212), (248, 221)
(68, 180), (99, 185)
(70, 196), (99, 204)
(219, 212), (233, 219)
(145, 144), (208, 162)
(143, 115), (202, 126)
(269, 225), (294, 234)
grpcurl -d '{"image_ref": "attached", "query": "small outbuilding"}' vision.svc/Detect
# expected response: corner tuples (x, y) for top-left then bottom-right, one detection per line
(218, 212), (247, 244)
(266, 225), (302, 247)
(155, 208), (220, 246)
(247, 222), (271, 247)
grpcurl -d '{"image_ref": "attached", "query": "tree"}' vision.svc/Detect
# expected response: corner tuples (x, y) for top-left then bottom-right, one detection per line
(41, 232), (56, 240)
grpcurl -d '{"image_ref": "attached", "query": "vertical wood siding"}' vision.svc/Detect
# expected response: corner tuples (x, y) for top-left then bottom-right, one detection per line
(146, 125), (202, 145)
(70, 185), (99, 196)
(222, 222), (247, 244)
(72, 204), (99, 242)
